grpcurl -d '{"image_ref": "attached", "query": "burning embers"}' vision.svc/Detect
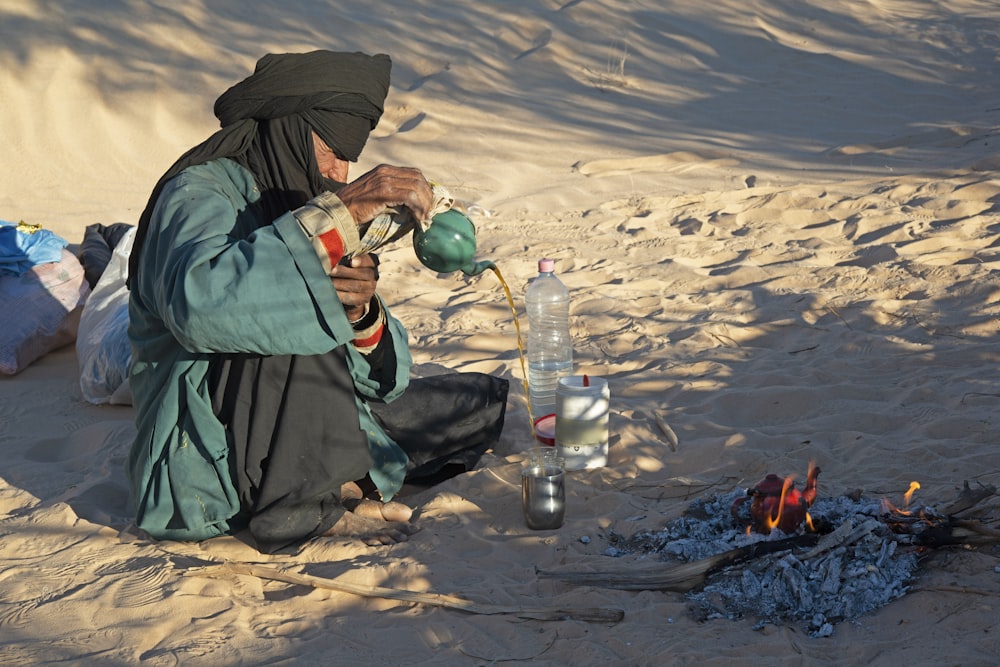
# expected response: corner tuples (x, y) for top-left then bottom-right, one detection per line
(880, 481), (925, 526)
(544, 471), (997, 636)
(594, 478), (926, 634)
(729, 466), (928, 539)
(731, 463), (821, 534)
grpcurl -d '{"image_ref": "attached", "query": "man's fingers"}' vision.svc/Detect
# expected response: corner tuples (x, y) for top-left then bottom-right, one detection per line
(336, 164), (434, 224)
(331, 254), (378, 309)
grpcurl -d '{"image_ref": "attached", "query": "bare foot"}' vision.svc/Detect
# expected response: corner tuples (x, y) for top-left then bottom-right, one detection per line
(348, 497), (414, 523)
(340, 480), (414, 522)
(324, 510), (418, 546)
(340, 480), (365, 502)
(330, 481), (419, 545)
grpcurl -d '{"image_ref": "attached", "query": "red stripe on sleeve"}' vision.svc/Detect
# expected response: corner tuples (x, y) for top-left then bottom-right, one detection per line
(352, 323), (385, 349)
(318, 229), (346, 266)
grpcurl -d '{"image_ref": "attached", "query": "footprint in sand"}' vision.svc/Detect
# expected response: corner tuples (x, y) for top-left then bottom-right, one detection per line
(95, 557), (173, 607)
(895, 237), (982, 266)
(575, 151), (739, 177)
(24, 421), (134, 467)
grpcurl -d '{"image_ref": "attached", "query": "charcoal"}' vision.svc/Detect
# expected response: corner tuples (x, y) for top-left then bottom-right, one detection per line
(603, 491), (920, 634)
(817, 551), (843, 594)
(740, 568), (762, 598)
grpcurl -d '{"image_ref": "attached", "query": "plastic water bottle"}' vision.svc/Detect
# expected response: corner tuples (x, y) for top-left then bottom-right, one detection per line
(525, 258), (573, 420)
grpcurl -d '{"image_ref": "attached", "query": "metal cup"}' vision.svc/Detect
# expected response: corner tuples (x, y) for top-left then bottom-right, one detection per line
(521, 452), (566, 530)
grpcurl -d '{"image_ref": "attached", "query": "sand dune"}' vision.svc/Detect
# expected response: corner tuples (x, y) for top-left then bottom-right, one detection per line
(2, 1), (999, 665)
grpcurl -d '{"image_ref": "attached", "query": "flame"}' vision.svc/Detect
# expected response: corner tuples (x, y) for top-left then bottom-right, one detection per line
(805, 512), (815, 532)
(881, 481), (922, 517)
(764, 475), (795, 532)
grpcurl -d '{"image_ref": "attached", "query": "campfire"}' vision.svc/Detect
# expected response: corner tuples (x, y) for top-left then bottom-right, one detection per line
(730, 463), (821, 535)
(539, 468), (999, 636)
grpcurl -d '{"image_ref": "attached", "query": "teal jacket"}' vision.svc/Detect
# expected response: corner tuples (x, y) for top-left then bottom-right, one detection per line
(127, 158), (411, 541)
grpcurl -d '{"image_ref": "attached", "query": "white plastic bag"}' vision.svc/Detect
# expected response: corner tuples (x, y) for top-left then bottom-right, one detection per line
(76, 226), (135, 404)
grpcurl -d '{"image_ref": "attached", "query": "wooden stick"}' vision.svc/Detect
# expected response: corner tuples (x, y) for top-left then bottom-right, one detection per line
(911, 521), (1000, 548)
(940, 481), (997, 516)
(187, 562), (624, 623)
(912, 585), (1000, 597)
(537, 534), (817, 593)
(799, 517), (880, 561)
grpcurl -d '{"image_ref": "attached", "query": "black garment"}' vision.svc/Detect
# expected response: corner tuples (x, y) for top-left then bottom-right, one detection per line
(369, 373), (509, 481)
(210, 346), (509, 553)
(78, 222), (134, 288)
(209, 347), (372, 553)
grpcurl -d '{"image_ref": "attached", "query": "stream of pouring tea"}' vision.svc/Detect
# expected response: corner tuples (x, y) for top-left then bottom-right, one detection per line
(489, 265), (535, 437)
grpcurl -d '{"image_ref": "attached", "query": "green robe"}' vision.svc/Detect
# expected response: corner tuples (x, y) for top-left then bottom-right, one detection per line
(127, 158), (411, 541)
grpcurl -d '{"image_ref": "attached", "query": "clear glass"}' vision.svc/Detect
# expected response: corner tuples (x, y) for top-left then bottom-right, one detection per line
(521, 450), (566, 530)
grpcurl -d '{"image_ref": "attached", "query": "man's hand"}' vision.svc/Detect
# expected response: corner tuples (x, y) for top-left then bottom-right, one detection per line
(336, 164), (433, 226)
(331, 254), (379, 321)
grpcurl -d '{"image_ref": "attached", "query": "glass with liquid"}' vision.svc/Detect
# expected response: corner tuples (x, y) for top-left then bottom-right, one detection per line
(555, 376), (610, 470)
(521, 449), (566, 530)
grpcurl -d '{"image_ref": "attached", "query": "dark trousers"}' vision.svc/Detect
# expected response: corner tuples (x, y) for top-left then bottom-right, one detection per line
(209, 347), (507, 552)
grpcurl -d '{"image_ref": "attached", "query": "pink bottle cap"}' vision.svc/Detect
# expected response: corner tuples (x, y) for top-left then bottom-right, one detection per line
(534, 413), (556, 446)
(538, 258), (555, 272)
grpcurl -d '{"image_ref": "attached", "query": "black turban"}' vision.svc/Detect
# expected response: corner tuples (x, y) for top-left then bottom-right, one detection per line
(129, 50), (392, 287)
(214, 50), (390, 162)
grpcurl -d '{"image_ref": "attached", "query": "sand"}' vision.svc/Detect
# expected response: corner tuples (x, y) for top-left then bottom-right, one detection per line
(2, 0), (999, 664)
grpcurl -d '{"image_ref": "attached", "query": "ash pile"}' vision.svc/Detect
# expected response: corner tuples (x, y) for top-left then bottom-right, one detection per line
(605, 489), (920, 637)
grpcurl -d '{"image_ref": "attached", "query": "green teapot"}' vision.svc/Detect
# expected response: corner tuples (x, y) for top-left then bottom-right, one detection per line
(413, 209), (495, 276)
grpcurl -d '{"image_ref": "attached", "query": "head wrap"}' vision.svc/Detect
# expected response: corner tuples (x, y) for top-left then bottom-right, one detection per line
(128, 50), (392, 287)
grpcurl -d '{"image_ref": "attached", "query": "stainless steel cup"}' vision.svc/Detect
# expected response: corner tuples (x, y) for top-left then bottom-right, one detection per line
(521, 456), (566, 530)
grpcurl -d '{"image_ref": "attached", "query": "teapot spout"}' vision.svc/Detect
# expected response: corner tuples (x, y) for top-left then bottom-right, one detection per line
(461, 259), (496, 276)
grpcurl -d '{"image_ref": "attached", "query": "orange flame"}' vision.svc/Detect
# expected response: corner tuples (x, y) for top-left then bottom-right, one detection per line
(881, 481), (922, 517)
(764, 475), (795, 532)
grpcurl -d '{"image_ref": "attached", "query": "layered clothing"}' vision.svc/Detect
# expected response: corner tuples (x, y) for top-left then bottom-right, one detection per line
(127, 51), (507, 553)
(127, 158), (411, 549)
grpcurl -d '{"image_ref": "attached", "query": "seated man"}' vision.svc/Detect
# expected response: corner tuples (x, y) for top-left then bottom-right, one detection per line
(127, 50), (507, 553)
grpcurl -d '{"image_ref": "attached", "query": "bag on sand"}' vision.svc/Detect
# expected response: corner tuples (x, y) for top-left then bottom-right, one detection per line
(76, 226), (135, 404)
(0, 248), (90, 375)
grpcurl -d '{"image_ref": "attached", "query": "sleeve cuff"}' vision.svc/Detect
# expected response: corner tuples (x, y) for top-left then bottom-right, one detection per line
(351, 296), (386, 354)
(292, 191), (361, 274)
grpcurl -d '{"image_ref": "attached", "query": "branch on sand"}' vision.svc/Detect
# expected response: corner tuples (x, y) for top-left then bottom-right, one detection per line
(186, 561), (624, 623)
(538, 534), (819, 593)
